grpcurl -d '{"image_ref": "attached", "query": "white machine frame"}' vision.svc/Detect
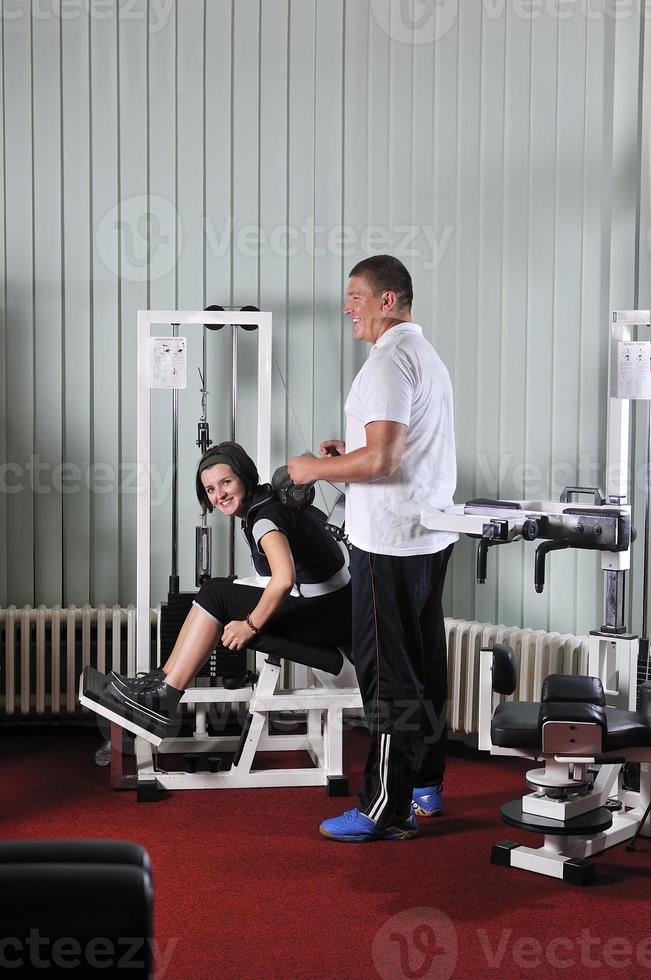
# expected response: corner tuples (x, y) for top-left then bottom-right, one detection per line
(107, 309), (362, 797)
(136, 308), (272, 668)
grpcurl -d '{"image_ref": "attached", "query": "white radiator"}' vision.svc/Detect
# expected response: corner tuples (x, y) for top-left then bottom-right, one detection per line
(2, 607), (590, 725)
(445, 617), (590, 737)
(0, 605), (146, 716)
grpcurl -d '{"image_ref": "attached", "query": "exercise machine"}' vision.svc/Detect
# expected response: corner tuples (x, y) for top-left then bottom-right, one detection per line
(421, 310), (651, 880)
(80, 308), (362, 799)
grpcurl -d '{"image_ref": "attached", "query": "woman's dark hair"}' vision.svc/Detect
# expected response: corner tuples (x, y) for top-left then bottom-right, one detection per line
(349, 254), (413, 310)
(195, 441), (260, 514)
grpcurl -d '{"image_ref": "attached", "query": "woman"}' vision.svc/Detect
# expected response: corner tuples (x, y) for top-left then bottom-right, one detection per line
(106, 442), (352, 738)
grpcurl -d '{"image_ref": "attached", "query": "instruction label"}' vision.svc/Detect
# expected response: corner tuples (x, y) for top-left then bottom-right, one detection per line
(616, 341), (651, 400)
(612, 310), (651, 326)
(151, 336), (187, 389)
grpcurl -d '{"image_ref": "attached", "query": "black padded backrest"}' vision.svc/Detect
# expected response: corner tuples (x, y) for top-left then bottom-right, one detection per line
(0, 842), (153, 977)
(538, 701), (607, 729)
(253, 634), (344, 674)
(538, 701), (607, 754)
(489, 643), (517, 696)
(541, 674), (605, 705)
(0, 865), (153, 975)
(0, 840), (150, 872)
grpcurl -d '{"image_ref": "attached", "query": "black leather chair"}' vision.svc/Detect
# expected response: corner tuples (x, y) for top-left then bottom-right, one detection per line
(486, 644), (651, 885)
(0, 840), (153, 976)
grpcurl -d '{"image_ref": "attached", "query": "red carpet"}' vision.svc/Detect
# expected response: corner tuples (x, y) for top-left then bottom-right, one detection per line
(2, 725), (651, 979)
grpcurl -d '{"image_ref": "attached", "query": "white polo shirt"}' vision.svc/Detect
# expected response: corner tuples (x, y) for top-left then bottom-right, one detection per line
(344, 322), (458, 556)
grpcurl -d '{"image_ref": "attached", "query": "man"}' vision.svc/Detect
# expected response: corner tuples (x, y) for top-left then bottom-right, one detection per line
(288, 254), (457, 842)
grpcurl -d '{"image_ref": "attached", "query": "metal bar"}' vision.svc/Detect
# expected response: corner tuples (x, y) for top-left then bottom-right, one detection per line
(229, 324), (239, 576)
(170, 323), (180, 592)
(643, 399), (651, 638)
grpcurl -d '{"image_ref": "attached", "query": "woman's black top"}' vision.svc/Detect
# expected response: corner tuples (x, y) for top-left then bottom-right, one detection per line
(240, 485), (348, 595)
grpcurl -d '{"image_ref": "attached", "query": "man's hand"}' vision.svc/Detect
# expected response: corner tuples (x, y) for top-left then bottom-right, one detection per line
(287, 455), (320, 485)
(320, 439), (345, 457)
(221, 620), (255, 650)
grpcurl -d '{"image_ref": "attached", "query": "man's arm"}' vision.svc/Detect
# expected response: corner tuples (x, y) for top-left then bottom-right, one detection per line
(287, 420), (407, 485)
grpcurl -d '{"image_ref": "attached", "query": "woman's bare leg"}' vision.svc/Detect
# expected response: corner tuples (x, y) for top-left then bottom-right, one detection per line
(163, 606), (223, 690)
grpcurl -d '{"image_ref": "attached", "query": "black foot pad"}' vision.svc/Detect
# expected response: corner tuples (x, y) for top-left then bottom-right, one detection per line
(79, 666), (169, 747)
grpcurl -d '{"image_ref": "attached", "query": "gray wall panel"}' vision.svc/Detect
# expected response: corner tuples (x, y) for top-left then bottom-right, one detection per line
(90, 4), (120, 606)
(61, 8), (91, 605)
(117, 0), (148, 605)
(4, 9), (34, 606)
(33, 13), (64, 606)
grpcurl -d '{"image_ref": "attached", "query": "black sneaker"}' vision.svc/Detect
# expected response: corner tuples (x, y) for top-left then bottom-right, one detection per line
(106, 676), (184, 740)
(108, 667), (166, 695)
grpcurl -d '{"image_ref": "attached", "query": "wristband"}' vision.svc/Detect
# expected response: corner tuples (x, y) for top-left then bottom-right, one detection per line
(246, 614), (260, 633)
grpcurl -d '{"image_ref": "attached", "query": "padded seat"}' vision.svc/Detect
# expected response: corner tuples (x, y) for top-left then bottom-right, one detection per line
(252, 633), (345, 675)
(491, 701), (540, 749)
(492, 702), (651, 752)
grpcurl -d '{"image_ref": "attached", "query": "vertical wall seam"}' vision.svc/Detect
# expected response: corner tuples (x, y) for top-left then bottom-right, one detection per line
(547, 15), (560, 628)
(499, 5), (511, 506)
(0, 5), (7, 603)
(474, 7), (484, 507)
(284, 0), (291, 455)
(311, 0), (317, 451)
(116, 5), (122, 601)
(229, 0), (234, 306)
(30, 4), (36, 603)
(175, 0), (179, 309)
(576, 16), (590, 631)
(633, 3), (646, 308)
(59, 12), (67, 605)
(202, 0), (207, 308)
(339, 0), (346, 438)
(88, 4), (95, 603)
(146, 0), (151, 311)
(495, 10), (508, 620)
(257, 0), (262, 307)
(521, 16), (534, 627)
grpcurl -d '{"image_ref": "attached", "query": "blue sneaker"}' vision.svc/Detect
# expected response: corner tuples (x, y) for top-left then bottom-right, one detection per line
(319, 808), (419, 842)
(412, 785), (443, 817)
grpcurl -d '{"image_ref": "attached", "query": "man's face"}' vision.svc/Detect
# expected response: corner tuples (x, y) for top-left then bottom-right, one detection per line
(343, 275), (385, 343)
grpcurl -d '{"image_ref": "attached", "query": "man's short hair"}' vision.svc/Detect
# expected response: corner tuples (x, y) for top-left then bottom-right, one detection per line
(349, 254), (413, 310)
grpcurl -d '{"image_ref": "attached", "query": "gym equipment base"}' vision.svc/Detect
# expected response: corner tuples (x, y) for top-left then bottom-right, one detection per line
(80, 660), (363, 800)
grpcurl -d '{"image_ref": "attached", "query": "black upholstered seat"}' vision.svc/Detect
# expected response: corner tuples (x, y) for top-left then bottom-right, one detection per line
(252, 633), (345, 674)
(492, 701), (651, 752)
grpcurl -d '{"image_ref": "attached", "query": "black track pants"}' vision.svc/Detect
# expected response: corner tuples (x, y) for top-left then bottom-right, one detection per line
(351, 544), (453, 829)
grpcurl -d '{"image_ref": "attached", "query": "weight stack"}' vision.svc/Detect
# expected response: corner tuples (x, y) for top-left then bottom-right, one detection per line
(159, 591), (246, 681)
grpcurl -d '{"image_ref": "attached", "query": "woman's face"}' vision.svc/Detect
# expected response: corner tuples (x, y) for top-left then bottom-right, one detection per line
(201, 463), (248, 518)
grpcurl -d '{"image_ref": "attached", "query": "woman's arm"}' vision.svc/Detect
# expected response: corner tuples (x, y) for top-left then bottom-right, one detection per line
(220, 530), (296, 650)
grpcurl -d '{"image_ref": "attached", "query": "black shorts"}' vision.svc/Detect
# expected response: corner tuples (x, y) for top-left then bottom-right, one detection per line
(194, 578), (352, 648)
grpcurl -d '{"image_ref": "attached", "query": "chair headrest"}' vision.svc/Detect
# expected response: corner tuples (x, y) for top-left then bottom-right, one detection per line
(541, 674), (605, 705)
